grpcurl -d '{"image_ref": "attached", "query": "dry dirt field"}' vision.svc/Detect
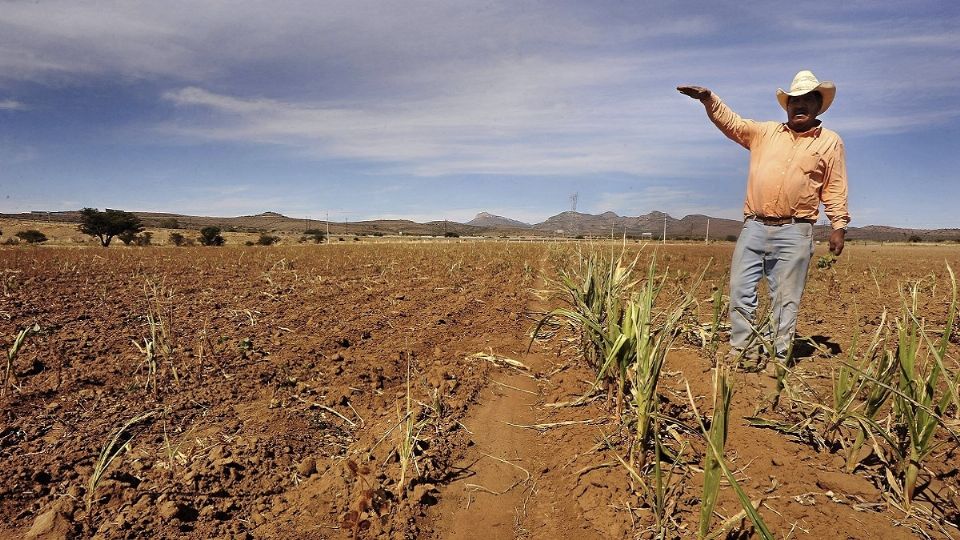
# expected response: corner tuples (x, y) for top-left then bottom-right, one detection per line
(1, 242), (959, 539)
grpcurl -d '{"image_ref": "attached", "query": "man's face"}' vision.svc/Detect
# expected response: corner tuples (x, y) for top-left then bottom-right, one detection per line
(786, 92), (822, 131)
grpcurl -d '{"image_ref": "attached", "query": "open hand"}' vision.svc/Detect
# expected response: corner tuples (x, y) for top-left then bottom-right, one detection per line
(677, 85), (711, 101)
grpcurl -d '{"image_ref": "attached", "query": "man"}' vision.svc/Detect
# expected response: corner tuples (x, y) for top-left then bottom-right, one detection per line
(677, 70), (850, 366)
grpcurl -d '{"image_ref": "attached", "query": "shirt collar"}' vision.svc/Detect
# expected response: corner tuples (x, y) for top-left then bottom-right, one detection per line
(779, 121), (823, 137)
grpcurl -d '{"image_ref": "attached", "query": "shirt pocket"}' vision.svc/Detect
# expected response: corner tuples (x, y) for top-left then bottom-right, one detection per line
(797, 151), (824, 182)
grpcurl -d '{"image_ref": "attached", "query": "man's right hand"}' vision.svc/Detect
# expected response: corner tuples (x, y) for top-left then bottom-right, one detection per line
(677, 85), (711, 101)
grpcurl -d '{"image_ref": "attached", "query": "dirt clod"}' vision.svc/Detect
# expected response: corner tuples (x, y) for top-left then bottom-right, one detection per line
(25, 508), (70, 540)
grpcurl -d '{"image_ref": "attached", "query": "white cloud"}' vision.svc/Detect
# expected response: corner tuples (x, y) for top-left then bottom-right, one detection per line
(0, 99), (26, 110)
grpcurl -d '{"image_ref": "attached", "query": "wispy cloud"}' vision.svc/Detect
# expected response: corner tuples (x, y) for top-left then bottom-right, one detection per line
(160, 77), (732, 179)
(0, 99), (26, 110)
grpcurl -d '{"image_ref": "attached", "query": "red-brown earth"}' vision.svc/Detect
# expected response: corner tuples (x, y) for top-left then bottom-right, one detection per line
(1, 242), (958, 539)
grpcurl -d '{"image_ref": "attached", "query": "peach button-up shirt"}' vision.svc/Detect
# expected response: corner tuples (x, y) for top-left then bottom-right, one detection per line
(704, 94), (850, 230)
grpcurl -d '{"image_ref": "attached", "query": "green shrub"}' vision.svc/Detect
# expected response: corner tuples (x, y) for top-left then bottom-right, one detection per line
(118, 230), (138, 245)
(15, 230), (47, 244)
(168, 232), (186, 246)
(199, 226), (225, 246)
(303, 228), (326, 243)
(256, 234), (279, 246)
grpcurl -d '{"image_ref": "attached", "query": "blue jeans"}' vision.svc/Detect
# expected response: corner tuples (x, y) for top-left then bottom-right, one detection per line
(729, 219), (814, 358)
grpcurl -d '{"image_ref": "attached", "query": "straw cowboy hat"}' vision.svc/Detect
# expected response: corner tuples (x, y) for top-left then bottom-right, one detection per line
(776, 70), (836, 114)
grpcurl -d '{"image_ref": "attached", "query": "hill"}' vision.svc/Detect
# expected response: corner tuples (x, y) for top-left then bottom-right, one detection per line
(467, 212), (532, 229)
(2, 209), (958, 242)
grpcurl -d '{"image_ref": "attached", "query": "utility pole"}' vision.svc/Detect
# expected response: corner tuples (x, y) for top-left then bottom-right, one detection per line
(705, 218), (710, 244)
(662, 215), (667, 245)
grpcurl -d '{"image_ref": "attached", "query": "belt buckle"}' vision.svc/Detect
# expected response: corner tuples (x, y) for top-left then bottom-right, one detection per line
(753, 215), (796, 226)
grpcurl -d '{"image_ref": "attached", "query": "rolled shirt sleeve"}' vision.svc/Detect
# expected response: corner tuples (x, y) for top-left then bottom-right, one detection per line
(703, 94), (759, 149)
(821, 140), (851, 229)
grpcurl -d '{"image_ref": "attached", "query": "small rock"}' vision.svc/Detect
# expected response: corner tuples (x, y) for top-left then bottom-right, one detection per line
(410, 483), (438, 505)
(816, 470), (876, 499)
(208, 446), (230, 462)
(157, 501), (198, 522)
(297, 457), (317, 477)
(25, 508), (71, 540)
(199, 505), (216, 519)
(158, 501), (180, 520)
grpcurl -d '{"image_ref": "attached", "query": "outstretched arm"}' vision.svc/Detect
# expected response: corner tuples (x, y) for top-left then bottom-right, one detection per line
(677, 85), (757, 148)
(677, 86), (760, 150)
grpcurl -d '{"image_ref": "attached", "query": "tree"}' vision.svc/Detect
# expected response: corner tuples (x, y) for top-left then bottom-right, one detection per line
(159, 218), (180, 229)
(168, 232), (186, 246)
(15, 230), (48, 244)
(199, 226), (226, 246)
(78, 208), (144, 247)
(303, 228), (326, 244)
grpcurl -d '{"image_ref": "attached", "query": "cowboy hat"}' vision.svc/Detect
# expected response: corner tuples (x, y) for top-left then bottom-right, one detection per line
(776, 70), (836, 114)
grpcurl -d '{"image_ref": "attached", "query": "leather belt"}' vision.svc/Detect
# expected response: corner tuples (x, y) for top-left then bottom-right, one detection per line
(746, 215), (816, 226)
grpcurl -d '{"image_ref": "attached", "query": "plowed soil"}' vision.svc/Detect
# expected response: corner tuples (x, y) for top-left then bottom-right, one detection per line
(1, 242), (959, 539)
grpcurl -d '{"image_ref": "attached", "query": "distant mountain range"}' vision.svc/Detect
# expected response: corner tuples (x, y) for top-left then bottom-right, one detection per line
(3, 209), (959, 242)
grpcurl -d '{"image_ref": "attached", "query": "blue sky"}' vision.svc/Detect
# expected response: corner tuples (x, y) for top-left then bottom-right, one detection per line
(0, 1), (957, 228)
